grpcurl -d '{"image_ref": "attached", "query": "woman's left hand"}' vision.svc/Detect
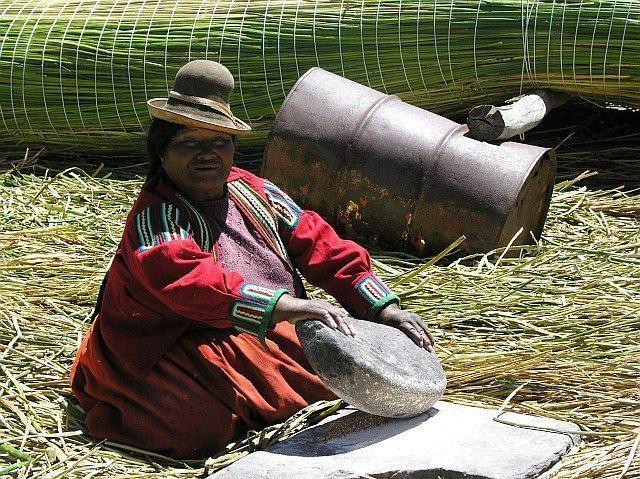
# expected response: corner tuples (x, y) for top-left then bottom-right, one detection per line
(377, 303), (435, 353)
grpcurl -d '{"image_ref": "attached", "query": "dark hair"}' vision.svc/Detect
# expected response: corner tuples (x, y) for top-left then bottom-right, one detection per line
(145, 117), (238, 181)
(145, 117), (186, 181)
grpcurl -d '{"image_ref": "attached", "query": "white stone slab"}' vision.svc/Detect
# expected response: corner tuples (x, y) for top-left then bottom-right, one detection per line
(209, 401), (581, 479)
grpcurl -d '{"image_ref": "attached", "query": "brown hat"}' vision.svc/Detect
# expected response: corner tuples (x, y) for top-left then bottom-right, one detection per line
(147, 60), (251, 135)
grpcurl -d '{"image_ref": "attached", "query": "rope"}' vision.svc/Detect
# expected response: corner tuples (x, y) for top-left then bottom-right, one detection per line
(472, 0), (486, 94)
(237, 0), (253, 123)
(40, 0), (67, 141)
(588, 0), (604, 88)
(0, 0), (24, 135)
(545, 0), (557, 88)
(24, 0), (54, 137)
(602, 0), (619, 102)
(218, 0), (234, 63)
(312, 0), (320, 67)
(276, 0), (287, 98)
(292, 0), (301, 79)
(572, 0), (585, 97)
(9, 0), (46, 136)
(69, 0), (101, 146)
(204, 0), (221, 60)
(415, 0), (432, 99)
(111, 0), (137, 146)
(374, 0), (387, 93)
(616, 1), (633, 104)
(446, 0), (458, 94)
(188, 0), (208, 62)
(94, 0), (122, 148)
(432, 0), (453, 95)
(128, 0), (154, 133)
(164, 0), (182, 101)
(359, 0), (371, 87)
(142, 0), (162, 127)
(520, 0), (539, 92)
(338, 0), (346, 78)
(559, 0), (568, 88)
(531, 0), (542, 89)
(261, 0), (276, 115)
(398, 0), (418, 104)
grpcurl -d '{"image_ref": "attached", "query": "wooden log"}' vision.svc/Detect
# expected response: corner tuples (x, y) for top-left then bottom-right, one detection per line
(467, 90), (570, 141)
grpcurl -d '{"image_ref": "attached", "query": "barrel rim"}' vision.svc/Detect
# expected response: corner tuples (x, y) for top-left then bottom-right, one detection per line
(260, 67), (323, 177)
(496, 147), (557, 250)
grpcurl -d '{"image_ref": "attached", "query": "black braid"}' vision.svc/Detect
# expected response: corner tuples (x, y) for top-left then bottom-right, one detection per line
(145, 118), (185, 182)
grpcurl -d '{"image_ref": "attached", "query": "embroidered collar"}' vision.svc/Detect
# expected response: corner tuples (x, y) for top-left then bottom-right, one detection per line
(145, 172), (292, 270)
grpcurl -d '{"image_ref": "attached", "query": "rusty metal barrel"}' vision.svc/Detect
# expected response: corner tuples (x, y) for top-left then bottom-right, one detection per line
(261, 68), (556, 256)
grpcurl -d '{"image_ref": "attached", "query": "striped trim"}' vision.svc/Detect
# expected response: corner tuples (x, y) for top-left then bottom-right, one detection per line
(370, 293), (402, 320)
(356, 274), (401, 320)
(134, 203), (192, 252)
(240, 283), (279, 303)
(230, 301), (265, 334)
(175, 192), (215, 258)
(230, 283), (280, 337)
(263, 180), (303, 230)
(228, 179), (292, 268)
(357, 274), (393, 305)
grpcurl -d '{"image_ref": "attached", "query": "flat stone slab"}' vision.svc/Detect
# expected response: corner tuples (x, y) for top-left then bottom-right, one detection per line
(209, 401), (581, 479)
(296, 318), (446, 417)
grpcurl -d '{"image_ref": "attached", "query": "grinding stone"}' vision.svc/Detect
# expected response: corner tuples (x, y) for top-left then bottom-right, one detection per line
(295, 318), (446, 418)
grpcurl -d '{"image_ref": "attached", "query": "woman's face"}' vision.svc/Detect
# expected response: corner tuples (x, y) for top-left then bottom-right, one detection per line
(161, 126), (234, 200)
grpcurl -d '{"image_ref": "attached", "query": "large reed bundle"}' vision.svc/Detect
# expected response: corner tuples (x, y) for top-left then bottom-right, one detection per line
(0, 0), (639, 155)
(1, 146), (639, 476)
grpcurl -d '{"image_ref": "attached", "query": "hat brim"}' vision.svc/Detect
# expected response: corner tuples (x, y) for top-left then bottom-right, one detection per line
(147, 98), (252, 136)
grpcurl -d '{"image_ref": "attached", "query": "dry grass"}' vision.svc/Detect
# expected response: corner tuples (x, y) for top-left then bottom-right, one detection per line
(0, 149), (639, 477)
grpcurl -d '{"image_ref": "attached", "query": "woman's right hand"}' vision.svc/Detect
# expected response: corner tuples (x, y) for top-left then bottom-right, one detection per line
(271, 294), (356, 337)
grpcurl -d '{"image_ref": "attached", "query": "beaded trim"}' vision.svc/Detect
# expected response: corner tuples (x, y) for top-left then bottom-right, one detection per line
(230, 301), (267, 333)
(175, 192), (216, 259)
(357, 274), (394, 305)
(134, 202), (192, 252)
(263, 180), (303, 230)
(356, 274), (402, 320)
(230, 283), (287, 340)
(239, 283), (279, 303)
(227, 179), (292, 268)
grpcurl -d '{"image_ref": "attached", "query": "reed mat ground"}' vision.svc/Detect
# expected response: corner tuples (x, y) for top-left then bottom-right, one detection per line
(0, 141), (639, 477)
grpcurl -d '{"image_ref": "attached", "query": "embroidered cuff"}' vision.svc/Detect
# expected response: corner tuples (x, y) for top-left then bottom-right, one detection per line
(355, 274), (402, 321)
(370, 293), (402, 320)
(230, 284), (290, 347)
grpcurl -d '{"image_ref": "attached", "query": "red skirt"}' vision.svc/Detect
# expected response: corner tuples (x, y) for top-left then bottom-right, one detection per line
(70, 319), (337, 459)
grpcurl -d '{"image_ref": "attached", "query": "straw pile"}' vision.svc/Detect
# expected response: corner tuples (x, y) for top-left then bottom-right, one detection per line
(1, 0), (639, 155)
(0, 142), (638, 477)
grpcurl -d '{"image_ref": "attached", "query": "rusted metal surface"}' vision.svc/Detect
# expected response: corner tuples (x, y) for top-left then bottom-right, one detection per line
(262, 68), (556, 256)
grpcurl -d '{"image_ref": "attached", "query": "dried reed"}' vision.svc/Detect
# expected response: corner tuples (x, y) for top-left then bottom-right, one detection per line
(0, 150), (638, 477)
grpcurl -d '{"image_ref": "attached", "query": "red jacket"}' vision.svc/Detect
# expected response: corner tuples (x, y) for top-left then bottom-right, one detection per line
(97, 167), (400, 376)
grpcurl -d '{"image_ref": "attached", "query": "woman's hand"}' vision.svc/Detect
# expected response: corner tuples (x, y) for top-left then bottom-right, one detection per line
(377, 303), (435, 353)
(271, 294), (356, 337)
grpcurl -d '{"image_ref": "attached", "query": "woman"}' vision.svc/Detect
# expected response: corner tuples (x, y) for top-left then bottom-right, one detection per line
(70, 60), (435, 459)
